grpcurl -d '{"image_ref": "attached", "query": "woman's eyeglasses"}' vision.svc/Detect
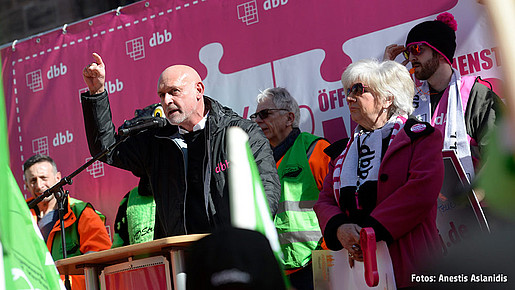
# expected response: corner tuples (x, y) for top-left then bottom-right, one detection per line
(403, 42), (426, 60)
(249, 109), (289, 120)
(346, 83), (369, 97)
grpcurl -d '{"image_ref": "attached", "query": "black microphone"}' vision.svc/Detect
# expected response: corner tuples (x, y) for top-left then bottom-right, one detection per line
(118, 117), (167, 136)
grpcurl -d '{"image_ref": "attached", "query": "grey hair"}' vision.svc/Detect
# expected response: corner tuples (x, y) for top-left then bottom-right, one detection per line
(256, 87), (300, 128)
(341, 59), (415, 116)
(23, 154), (58, 179)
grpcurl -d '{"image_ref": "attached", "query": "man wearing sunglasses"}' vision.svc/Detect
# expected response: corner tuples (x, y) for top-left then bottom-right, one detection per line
(251, 87), (331, 290)
(81, 53), (281, 239)
(384, 12), (504, 181)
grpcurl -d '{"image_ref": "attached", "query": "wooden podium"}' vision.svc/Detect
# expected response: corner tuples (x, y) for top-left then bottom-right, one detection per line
(55, 234), (207, 290)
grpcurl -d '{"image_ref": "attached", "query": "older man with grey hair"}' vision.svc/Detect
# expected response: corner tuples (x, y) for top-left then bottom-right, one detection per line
(81, 53), (281, 239)
(251, 87), (331, 290)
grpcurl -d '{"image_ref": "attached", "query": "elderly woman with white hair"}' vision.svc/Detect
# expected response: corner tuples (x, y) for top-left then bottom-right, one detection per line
(314, 59), (444, 288)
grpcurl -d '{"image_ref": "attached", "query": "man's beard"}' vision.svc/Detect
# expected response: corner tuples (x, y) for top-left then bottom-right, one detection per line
(168, 113), (187, 126)
(414, 54), (440, 80)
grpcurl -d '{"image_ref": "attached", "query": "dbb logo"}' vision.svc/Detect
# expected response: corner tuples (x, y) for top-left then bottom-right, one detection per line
(150, 29), (172, 47)
(215, 160), (229, 173)
(264, 0), (288, 10)
(47, 63), (67, 79)
(53, 130), (73, 147)
(434, 113), (446, 125)
(106, 79), (124, 93)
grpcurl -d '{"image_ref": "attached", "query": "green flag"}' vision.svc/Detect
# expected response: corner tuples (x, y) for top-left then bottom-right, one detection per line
(227, 126), (290, 287)
(0, 55), (8, 165)
(0, 57), (65, 289)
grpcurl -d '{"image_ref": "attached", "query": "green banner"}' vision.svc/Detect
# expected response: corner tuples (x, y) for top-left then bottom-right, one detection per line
(0, 58), (64, 290)
(0, 57), (8, 165)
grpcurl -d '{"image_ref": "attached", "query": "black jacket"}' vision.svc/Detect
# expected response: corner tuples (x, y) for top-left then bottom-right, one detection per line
(81, 91), (281, 237)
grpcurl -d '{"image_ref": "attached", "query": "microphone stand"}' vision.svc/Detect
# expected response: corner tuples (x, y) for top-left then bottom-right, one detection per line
(28, 134), (129, 290)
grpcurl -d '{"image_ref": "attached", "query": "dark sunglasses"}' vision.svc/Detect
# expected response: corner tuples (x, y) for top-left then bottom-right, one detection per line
(403, 42), (425, 60)
(346, 83), (369, 97)
(249, 108), (289, 120)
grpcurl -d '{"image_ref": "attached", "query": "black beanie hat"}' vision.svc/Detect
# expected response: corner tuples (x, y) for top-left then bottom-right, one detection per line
(406, 12), (458, 64)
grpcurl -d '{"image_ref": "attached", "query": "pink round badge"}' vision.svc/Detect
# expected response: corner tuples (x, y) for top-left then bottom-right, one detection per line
(411, 124), (426, 133)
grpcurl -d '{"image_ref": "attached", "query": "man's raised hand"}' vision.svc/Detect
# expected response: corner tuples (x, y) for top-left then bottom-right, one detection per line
(383, 44), (409, 66)
(83, 52), (106, 95)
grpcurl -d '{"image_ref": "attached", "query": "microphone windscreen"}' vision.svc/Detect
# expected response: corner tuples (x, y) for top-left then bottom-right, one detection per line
(153, 106), (164, 118)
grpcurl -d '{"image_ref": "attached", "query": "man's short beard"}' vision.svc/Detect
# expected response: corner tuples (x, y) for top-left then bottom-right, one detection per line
(415, 52), (440, 80)
(168, 116), (188, 128)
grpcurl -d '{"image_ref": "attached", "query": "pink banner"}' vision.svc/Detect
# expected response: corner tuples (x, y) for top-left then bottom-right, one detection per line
(1, 0), (503, 236)
(103, 264), (168, 289)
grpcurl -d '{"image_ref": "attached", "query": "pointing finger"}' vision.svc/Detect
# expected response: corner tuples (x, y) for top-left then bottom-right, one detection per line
(92, 52), (104, 66)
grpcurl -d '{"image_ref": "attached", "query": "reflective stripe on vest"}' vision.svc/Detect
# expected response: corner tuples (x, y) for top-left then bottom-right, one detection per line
(278, 230), (322, 244)
(277, 200), (317, 214)
(275, 132), (323, 269)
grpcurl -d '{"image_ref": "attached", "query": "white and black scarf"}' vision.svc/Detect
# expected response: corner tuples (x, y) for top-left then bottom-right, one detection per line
(332, 114), (407, 204)
(413, 69), (474, 181)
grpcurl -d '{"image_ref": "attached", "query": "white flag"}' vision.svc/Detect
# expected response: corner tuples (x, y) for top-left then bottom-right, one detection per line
(227, 126), (282, 259)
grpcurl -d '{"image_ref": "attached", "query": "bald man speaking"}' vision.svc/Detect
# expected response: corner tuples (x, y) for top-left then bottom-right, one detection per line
(81, 53), (280, 238)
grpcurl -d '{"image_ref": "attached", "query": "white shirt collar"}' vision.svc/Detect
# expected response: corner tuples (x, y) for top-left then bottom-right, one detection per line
(178, 111), (209, 135)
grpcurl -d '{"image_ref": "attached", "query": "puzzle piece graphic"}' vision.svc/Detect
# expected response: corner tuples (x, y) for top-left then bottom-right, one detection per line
(199, 43), (353, 142)
(212, 1), (458, 83)
(272, 49), (352, 141)
(199, 42), (274, 118)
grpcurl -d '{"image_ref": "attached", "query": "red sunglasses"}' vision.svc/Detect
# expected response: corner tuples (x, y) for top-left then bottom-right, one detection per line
(403, 42), (426, 60)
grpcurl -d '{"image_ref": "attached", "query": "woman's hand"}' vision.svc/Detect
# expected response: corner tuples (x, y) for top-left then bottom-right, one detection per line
(337, 224), (363, 267)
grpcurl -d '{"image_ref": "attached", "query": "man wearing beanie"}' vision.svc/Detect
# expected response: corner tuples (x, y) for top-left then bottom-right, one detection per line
(384, 12), (504, 181)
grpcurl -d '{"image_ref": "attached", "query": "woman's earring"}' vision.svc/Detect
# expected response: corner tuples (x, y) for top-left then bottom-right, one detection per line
(383, 108), (387, 113)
